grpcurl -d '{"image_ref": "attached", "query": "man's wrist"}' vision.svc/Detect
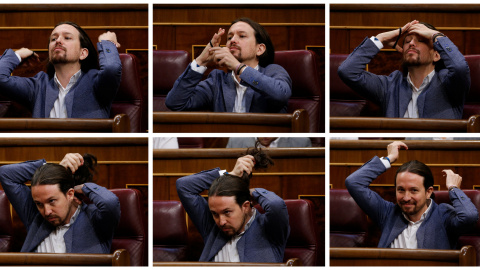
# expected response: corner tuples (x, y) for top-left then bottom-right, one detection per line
(448, 185), (458, 191)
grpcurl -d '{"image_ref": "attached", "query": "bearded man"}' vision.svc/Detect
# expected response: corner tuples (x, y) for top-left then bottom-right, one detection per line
(338, 20), (470, 119)
(0, 21), (122, 118)
(166, 17), (292, 113)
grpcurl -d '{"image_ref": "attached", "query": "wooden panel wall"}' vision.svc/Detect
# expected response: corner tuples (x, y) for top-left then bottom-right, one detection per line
(330, 139), (480, 190)
(153, 148), (325, 201)
(331, 4), (480, 54)
(153, 4), (325, 53)
(0, 4), (149, 131)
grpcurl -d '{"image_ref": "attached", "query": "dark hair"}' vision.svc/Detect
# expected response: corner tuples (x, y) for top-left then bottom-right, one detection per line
(46, 21), (99, 79)
(395, 160), (435, 199)
(31, 154), (97, 194)
(208, 141), (274, 206)
(401, 21), (445, 74)
(231, 17), (275, 67)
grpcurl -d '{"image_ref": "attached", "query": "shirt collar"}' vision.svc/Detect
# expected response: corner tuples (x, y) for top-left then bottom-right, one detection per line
(407, 69), (435, 92)
(53, 69), (82, 92)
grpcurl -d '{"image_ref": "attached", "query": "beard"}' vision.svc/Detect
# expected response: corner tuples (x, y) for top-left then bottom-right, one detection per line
(219, 213), (248, 237)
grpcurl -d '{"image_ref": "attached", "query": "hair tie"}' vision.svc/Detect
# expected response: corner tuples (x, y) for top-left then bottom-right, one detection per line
(392, 27), (402, 49)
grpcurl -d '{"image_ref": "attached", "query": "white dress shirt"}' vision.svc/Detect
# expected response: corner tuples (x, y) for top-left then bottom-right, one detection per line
(36, 206), (81, 253)
(49, 70), (82, 118)
(191, 59), (259, 112)
(370, 36), (435, 118)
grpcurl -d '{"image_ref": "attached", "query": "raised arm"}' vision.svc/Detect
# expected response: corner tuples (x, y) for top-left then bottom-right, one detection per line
(94, 31), (122, 105)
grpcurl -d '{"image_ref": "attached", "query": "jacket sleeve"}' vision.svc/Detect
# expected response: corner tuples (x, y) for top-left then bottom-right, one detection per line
(0, 49), (40, 107)
(252, 188), (290, 246)
(165, 65), (216, 111)
(434, 37), (470, 106)
(337, 37), (392, 106)
(345, 156), (395, 228)
(82, 182), (121, 240)
(239, 64), (292, 112)
(93, 41), (122, 105)
(0, 159), (45, 230)
(175, 168), (220, 240)
(443, 188), (479, 230)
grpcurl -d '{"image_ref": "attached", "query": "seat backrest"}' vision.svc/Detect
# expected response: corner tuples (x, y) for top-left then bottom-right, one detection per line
(0, 191), (13, 252)
(274, 50), (323, 133)
(110, 189), (147, 266)
(284, 199), (318, 266)
(177, 137), (204, 148)
(110, 53), (144, 132)
(434, 190), (480, 265)
(153, 200), (189, 261)
(330, 54), (382, 117)
(463, 55), (480, 119)
(153, 50), (190, 111)
(330, 189), (370, 247)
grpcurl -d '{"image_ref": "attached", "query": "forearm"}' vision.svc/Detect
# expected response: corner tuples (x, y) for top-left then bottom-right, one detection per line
(82, 183), (121, 232)
(253, 188), (289, 245)
(95, 41), (122, 103)
(448, 188), (479, 228)
(166, 65), (216, 111)
(0, 49), (36, 103)
(239, 66), (291, 106)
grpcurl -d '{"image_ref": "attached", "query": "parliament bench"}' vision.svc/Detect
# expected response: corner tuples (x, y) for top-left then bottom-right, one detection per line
(153, 258), (301, 266)
(0, 249), (130, 266)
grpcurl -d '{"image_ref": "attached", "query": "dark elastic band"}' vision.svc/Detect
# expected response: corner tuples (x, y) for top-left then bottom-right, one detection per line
(209, 40), (213, 47)
(392, 27), (402, 49)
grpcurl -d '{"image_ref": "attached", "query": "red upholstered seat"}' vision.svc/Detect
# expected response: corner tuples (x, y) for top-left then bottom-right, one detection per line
(0, 191), (13, 252)
(110, 53), (144, 132)
(330, 189), (370, 247)
(110, 189), (147, 266)
(153, 50), (191, 112)
(463, 55), (480, 119)
(330, 54), (382, 117)
(153, 200), (189, 261)
(274, 50), (324, 133)
(283, 199), (319, 266)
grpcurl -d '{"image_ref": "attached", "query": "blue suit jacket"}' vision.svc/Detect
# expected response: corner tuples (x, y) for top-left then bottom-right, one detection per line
(345, 156), (478, 249)
(0, 159), (121, 253)
(338, 37), (470, 119)
(0, 41), (122, 118)
(166, 63), (292, 113)
(176, 168), (290, 262)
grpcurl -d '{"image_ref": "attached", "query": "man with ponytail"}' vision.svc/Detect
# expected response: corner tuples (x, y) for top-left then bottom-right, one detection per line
(176, 143), (290, 262)
(345, 141), (478, 249)
(0, 153), (120, 253)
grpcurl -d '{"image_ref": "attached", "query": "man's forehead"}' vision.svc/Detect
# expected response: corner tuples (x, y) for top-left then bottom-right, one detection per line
(228, 21), (254, 35)
(51, 24), (79, 36)
(208, 195), (237, 210)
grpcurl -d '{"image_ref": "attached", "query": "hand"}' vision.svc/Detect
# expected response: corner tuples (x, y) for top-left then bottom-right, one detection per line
(229, 155), (255, 177)
(98, 31), (121, 48)
(210, 47), (241, 71)
(443, 169), (462, 190)
(376, 20), (419, 52)
(60, 153), (84, 173)
(386, 141), (408, 163)
(195, 28), (225, 66)
(407, 23), (440, 42)
(15, 48), (39, 61)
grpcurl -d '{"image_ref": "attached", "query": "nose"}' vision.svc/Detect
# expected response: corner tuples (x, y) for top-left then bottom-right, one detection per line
(44, 205), (53, 216)
(403, 192), (411, 201)
(409, 38), (417, 47)
(230, 35), (237, 44)
(219, 215), (227, 226)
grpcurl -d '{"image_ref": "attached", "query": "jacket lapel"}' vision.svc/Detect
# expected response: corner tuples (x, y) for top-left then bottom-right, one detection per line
(385, 214), (408, 246)
(206, 232), (229, 261)
(223, 75), (236, 112)
(45, 81), (58, 117)
(399, 79), (412, 117)
(29, 222), (54, 251)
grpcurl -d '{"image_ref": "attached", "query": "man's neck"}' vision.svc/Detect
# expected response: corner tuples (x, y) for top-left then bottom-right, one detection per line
(54, 63), (81, 88)
(238, 208), (255, 234)
(407, 64), (435, 89)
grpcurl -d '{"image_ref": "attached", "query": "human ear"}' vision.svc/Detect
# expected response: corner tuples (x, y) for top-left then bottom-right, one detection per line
(79, 48), (89, 60)
(426, 186), (434, 199)
(256, 43), (266, 57)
